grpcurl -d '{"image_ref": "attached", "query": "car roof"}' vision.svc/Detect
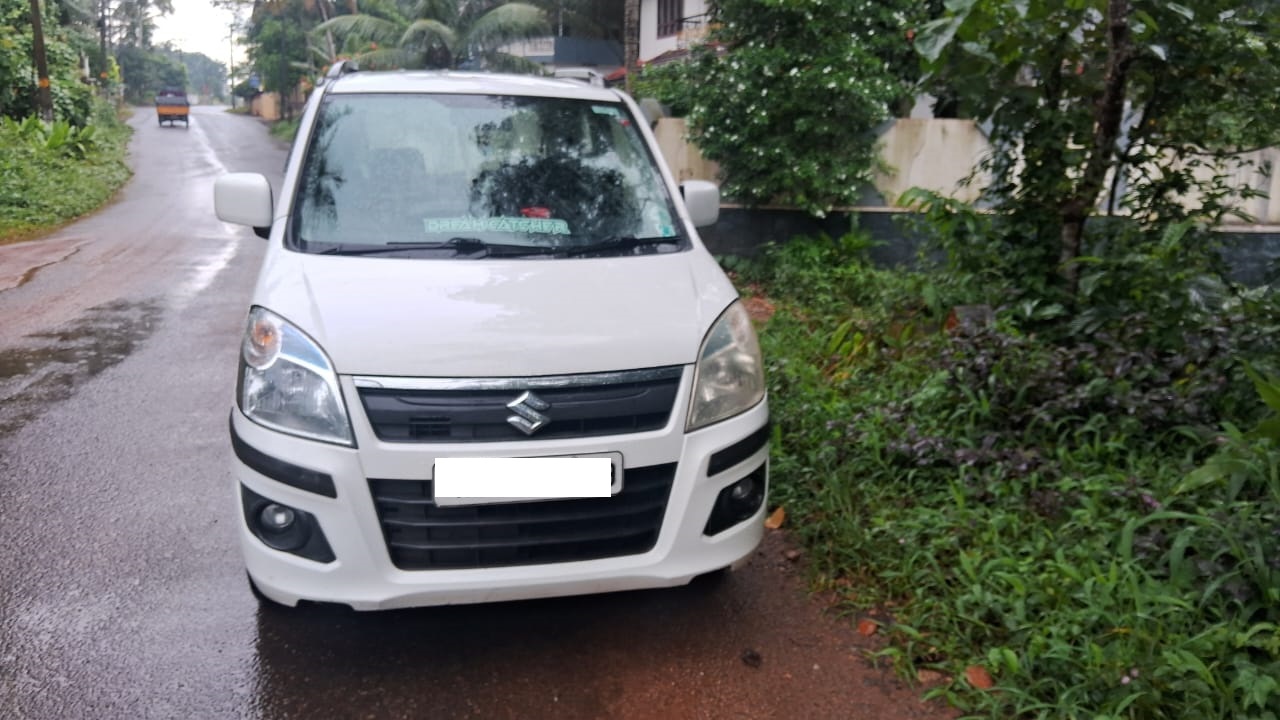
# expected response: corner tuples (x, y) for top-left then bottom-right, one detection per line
(325, 70), (623, 102)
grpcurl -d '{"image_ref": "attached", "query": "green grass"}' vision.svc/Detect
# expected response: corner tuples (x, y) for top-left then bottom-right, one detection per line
(269, 117), (300, 144)
(743, 233), (1280, 719)
(0, 104), (133, 244)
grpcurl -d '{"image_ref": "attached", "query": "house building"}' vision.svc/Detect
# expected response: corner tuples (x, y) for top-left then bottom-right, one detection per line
(639, 0), (711, 64)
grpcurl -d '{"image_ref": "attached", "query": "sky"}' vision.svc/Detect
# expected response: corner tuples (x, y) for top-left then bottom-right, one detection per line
(152, 1), (246, 68)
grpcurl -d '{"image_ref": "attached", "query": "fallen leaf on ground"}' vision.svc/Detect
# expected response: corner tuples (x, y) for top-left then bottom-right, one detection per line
(917, 669), (947, 685)
(742, 295), (776, 324)
(856, 618), (878, 637)
(764, 506), (786, 529)
(965, 665), (994, 690)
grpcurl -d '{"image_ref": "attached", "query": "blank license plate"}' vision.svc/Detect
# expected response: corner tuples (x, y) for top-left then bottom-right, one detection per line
(433, 453), (622, 507)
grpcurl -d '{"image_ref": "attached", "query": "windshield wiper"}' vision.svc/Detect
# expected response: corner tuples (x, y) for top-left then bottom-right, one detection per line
(310, 237), (555, 258)
(561, 236), (682, 258)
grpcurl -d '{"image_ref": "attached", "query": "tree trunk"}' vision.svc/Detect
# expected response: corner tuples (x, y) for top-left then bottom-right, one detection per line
(623, 0), (638, 93)
(1058, 0), (1132, 295)
(29, 0), (53, 121)
(98, 0), (108, 56)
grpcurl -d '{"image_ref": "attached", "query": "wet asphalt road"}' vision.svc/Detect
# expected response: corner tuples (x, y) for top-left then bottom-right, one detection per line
(0, 106), (956, 720)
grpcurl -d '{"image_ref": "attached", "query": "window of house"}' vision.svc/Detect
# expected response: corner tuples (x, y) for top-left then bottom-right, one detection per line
(657, 0), (683, 38)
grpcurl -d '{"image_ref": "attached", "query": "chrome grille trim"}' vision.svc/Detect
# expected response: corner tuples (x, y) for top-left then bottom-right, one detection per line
(352, 365), (684, 392)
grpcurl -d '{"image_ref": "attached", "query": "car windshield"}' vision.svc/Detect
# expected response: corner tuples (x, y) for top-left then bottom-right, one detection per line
(289, 93), (687, 258)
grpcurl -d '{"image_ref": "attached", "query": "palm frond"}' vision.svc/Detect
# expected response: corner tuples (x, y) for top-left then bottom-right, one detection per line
(309, 43), (334, 64)
(351, 47), (419, 70)
(401, 18), (457, 54)
(358, 0), (409, 24)
(463, 3), (549, 54)
(314, 13), (405, 45)
(411, 0), (456, 23)
(476, 51), (549, 76)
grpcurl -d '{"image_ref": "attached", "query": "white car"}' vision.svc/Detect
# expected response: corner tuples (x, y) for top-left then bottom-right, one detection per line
(213, 63), (769, 610)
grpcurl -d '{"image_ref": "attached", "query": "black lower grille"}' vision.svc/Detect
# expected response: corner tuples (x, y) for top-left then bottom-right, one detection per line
(369, 463), (676, 570)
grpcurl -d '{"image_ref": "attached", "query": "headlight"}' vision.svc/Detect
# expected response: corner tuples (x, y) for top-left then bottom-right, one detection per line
(238, 307), (353, 446)
(687, 301), (765, 431)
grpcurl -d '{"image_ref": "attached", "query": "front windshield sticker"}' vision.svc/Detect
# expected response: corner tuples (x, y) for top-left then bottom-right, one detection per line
(424, 217), (571, 235)
(648, 206), (676, 237)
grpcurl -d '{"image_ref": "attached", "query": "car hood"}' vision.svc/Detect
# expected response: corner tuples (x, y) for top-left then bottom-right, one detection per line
(251, 249), (739, 377)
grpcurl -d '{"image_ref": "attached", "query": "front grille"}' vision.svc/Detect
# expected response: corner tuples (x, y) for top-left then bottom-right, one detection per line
(357, 367), (682, 443)
(369, 463), (676, 570)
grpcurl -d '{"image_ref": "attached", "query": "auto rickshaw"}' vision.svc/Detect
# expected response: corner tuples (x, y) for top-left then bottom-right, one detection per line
(156, 87), (189, 127)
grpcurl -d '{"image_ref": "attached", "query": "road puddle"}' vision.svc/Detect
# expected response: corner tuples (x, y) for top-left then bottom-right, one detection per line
(0, 298), (161, 437)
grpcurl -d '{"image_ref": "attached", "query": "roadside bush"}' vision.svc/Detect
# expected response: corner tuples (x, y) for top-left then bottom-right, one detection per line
(269, 117), (300, 143)
(2, 116), (100, 159)
(749, 232), (1280, 718)
(631, 62), (694, 117)
(0, 100), (131, 240)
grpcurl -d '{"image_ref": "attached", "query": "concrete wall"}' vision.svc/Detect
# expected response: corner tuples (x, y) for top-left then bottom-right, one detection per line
(873, 119), (990, 206)
(652, 116), (1280, 282)
(653, 117), (720, 183)
(251, 92), (281, 122)
(652, 117), (986, 207)
(697, 208), (1280, 286)
(653, 117), (1280, 226)
(1179, 148), (1280, 225)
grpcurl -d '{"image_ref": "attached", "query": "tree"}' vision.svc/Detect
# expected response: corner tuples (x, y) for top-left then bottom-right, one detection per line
(110, 0), (173, 49)
(525, 0), (623, 40)
(115, 41), (185, 102)
(1, 0), (98, 123)
(173, 50), (227, 102)
(29, 0), (53, 119)
(313, 0), (548, 71)
(681, 0), (929, 216)
(245, 0), (316, 118)
(915, 0), (1280, 296)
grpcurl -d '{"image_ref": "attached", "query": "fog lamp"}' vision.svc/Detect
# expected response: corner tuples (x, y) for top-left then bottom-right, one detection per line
(240, 485), (335, 563)
(260, 504), (296, 532)
(704, 463), (767, 536)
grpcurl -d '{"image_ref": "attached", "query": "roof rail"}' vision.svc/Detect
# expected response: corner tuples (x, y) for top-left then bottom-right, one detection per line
(553, 67), (605, 87)
(323, 60), (359, 84)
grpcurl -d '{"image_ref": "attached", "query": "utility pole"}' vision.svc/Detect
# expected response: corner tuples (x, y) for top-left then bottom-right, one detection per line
(28, 0), (53, 121)
(229, 23), (235, 109)
(278, 21), (288, 120)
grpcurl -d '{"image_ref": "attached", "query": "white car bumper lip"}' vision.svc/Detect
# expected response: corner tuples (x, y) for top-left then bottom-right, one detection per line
(230, 396), (769, 611)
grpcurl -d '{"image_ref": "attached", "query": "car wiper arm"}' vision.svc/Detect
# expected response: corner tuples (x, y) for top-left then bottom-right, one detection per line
(312, 237), (505, 257)
(561, 236), (682, 258)
(310, 241), (465, 256)
(372, 238), (561, 258)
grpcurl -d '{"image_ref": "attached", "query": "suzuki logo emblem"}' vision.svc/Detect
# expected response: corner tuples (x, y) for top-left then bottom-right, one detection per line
(506, 391), (551, 435)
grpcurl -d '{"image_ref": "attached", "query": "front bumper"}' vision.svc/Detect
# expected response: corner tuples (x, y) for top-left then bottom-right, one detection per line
(230, 371), (769, 610)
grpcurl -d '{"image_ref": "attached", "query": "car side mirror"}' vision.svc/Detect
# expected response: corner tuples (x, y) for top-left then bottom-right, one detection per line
(680, 180), (720, 228)
(214, 173), (274, 239)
